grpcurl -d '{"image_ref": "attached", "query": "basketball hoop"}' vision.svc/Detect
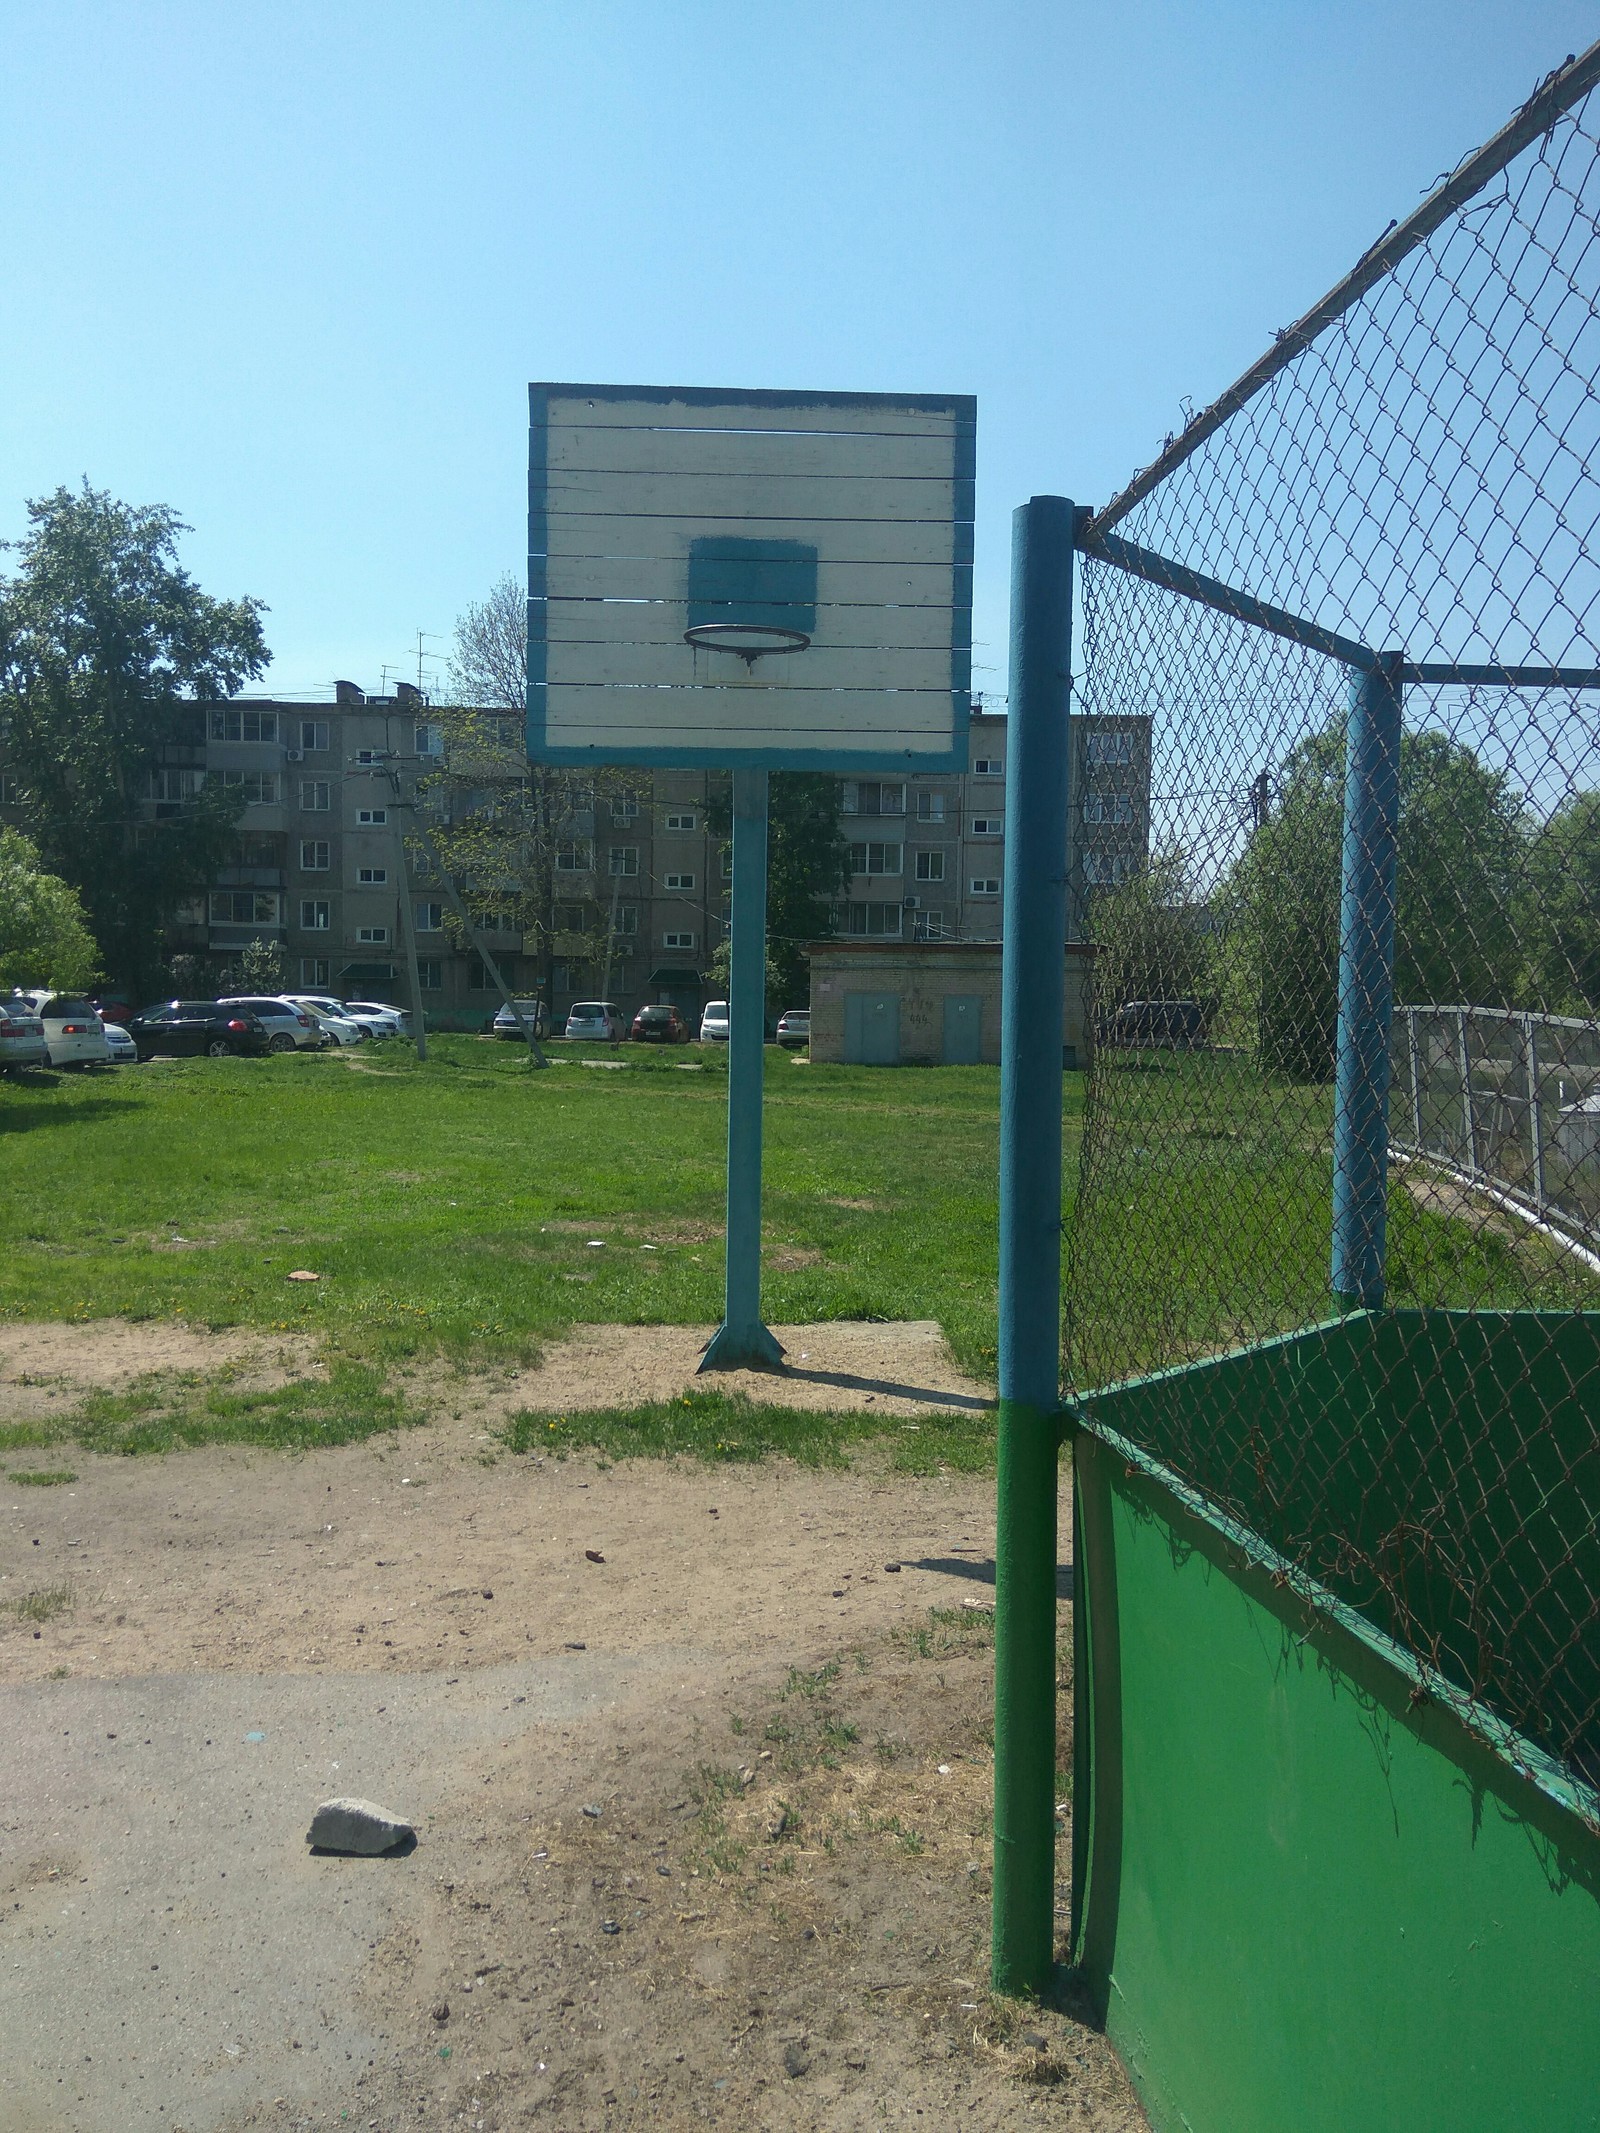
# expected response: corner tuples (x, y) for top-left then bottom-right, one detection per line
(684, 620), (812, 665)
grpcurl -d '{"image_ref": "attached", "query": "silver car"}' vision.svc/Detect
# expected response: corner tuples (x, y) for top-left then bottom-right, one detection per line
(344, 999), (412, 1037)
(0, 996), (50, 1073)
(102, 1021), (138, 1064)
(283, 996), (367, 1046)
(493, 998), (550, 1039)
(699, 1000), (731, 1043)
(564, 1000), (626, 1042)
(216, 995), (321, 1052)
(18, 991), (111, 1068)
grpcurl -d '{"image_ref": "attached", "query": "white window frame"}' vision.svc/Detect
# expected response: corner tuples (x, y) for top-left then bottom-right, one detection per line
(209, 708), (278, 743)
(662, 929), (698, 950)
(916, 790), (947, 822)
(972, 756), (1004, 777)
(970, 815), (1004, 837)
(300, 958), (330, 987)
(357, 865), (388, 885)
(356, 807), (388, 827)
(849, 842), (902, 878)
(1086, 730), (1134, 768)
(299, 719), (330, 753)
(356, 924), (390, 945)
(415, 901), (444, 931)
(663, 870), (696, 891)
(555, 839), (593, 872)
(416, 958), (443, 990)
(299, 780), (332, 811)
(1084, 793), (1136, 826)
(299, 839), (331, 870)
(969, 876), (1001, 896)
(208, 889), (280, 925)
(220, 769), (279, 805)
(664, 811), (697, 832)
(608, 846), (640, 877)
(914, 849), (945, 882)
(610, 792), (641, 825)
(299, 899), (332, 930)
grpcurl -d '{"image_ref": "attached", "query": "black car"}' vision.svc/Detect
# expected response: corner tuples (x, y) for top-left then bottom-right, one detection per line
(126, 1001), (272, 1060)
(630, 1003), (690, 1043)
(1103, 998), (1210, 1051)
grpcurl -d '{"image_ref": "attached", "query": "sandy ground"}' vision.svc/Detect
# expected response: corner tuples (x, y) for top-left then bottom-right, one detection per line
(0, 1321), (1146, 2133)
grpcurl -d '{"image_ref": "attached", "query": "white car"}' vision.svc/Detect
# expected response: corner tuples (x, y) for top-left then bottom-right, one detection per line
(102, 1021), (138, 1064)
(216, 995), (321, 1052)
(344, 999), (412, 1037)
(699, 1000), (730, 1043)
(286, 994), (390, 1040)
(17, 991), (111, 1068)
(297, 1002), (367, 1047)
(564, 1000), (626, 1042)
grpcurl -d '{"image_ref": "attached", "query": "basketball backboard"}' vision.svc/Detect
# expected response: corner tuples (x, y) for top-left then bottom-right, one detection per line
(527, 384), (974, 770)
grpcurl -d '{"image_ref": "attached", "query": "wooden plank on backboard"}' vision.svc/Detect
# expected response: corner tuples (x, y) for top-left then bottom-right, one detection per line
(535, 387), (973, 438)
(542, 640), (955, 691)
(542, 471), (964, 523)
(536, 681), (962, 751)
(539, 512), (958, 568)
(534, 596), (962, 654)
(528, 555), (968, 607)
(543, 423), (961, 481)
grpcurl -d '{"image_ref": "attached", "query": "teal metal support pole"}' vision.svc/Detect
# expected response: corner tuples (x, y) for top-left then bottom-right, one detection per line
(992, 495), (1076, 1997)
(700, 767), (784, 1372)
(1332, 651), (1404, 1307)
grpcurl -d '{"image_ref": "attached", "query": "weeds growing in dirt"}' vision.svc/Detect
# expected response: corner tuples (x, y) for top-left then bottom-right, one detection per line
(7, 1468), (77, 1485)
(4, 1582), (72, 1623)
(500, 1389), (995, 1472)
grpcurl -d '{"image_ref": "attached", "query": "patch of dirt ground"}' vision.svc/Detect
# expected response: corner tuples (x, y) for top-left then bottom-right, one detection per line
(0, 1318), (323, 1425)
(0, 1321), (1144, 2131)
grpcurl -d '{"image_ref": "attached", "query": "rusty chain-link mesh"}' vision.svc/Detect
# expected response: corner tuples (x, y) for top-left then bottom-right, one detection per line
(1066, 58), (1600, 1795)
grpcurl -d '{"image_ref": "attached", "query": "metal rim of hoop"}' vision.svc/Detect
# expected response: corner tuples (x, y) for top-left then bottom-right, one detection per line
(684, 621), (812, 665)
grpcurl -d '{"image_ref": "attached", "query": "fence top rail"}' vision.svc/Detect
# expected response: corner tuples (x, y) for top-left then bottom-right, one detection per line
(1087, 39), (1600, 539)
(1403, 1005), (1600, 1034)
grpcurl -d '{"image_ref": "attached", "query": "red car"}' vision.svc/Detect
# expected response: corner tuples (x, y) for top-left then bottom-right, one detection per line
(630, 1003), (690, 1044)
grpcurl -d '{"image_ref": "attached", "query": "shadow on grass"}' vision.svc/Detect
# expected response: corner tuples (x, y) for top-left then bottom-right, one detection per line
(0, 1089), (129, 1132)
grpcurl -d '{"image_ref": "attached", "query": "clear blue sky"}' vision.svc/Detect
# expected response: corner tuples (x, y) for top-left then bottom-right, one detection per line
(2, 1), (1593, 702)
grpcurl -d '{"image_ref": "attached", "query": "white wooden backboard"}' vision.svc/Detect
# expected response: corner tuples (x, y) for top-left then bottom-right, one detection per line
(528, 384), (974, 770)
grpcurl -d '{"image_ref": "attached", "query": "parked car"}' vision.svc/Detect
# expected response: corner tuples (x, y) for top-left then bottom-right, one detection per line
(90, 996), (136, 1026)
(630, 1003), (690, 1044)
(126, 1002), (272, 1059)
(102, 1021), (138, 1064)
(0, 995), (51, 1074)
(699, 1000), (731, 1043)
(775, 1007), (810, 1049)
(1103, 998), (1210, 1051)
(344, 999), (412, 1037)
(216, 995), (321, 1053)
(16, 991), (111, 1069)
(285, 993), (389, 1040)
(564, 1000), (626, 1042)
(492, 998), (550, 1040)
(296, 1002), (367, 1048)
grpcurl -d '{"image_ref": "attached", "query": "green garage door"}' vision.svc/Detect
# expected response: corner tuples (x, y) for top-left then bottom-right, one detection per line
(942, 994), (982, 1064)
(844, 992), (900, 1065)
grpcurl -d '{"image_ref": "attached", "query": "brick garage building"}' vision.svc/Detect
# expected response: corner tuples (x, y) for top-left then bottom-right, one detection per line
(805, 938), (1096, 1067)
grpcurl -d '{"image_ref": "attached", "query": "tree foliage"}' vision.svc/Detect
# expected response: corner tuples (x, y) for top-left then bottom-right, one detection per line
(0, 827), (101, 990)
(1525, 790), (1600, 1014)
(1089, 849), (1214, 1019)
(705, 774), (850, 1013)
(0, 484), (270, 993)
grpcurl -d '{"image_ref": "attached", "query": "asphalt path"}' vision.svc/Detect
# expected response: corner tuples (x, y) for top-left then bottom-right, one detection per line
(0, 1651), (691, 2132)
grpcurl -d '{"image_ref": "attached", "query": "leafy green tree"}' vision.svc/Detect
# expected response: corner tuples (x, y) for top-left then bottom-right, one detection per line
(0, 483), (270, 996)
(1228, 722), (1527, 1078)
(228, 936), (288, 994)
(1524, 790), (1600, 1012)
(0, 827), (100, 989)
(706, 774), (850, 1014)
(1089, 849), (1214, 1019)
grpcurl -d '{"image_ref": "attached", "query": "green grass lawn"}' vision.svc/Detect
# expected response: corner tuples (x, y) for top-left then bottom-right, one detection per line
(0, 1039), (1033, 1381)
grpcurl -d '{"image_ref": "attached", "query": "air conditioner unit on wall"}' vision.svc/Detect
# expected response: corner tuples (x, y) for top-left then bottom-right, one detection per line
(903, 896), (922, 910)
(285, 747), (304, 763)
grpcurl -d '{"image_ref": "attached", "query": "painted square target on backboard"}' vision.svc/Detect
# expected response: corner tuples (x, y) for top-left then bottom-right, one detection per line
(527, 384), (974, 771)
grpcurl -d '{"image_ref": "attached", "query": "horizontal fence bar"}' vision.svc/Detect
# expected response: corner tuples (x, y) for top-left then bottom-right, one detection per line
(1077, 527), (1379, 669)
(1090, 39), (1600, 536)
(1405, 662), (1600, 689)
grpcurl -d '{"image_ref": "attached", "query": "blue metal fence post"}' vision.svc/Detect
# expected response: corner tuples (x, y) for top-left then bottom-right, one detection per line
(992, 495), (1076, 1996)
(1332, 650), (1404, 1307)
(700, 767), (785, 1372)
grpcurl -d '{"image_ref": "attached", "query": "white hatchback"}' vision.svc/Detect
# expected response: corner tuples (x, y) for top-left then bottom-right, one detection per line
(698, 1000), (731, 1043)
(17, 991), (111, 1068)
(216, 996), (321, 1052)
(564, 1000), (626, 1042)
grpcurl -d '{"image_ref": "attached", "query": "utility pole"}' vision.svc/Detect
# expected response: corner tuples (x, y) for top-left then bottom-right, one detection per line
(386, 764), (429, 1063)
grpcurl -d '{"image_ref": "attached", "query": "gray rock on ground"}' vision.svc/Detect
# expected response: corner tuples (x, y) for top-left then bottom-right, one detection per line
(306, 1796), (414, 1854)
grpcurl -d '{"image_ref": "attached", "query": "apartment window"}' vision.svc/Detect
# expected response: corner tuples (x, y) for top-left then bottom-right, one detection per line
(478, 910), (512, 933)
(220, 769), (278, 805)
(209, 890), (280, 924)
(970, 815), (1003, 837)
(972, 756), (1003, 777)
(663, 870), (695, 891)
(300, 958), (330, 987)
(298, 840), (329, 872)
(910, 910), (950, 941)
(356, 924), (389, 945)
(555, 902), (588, 931)
(969, 876), (1001, 896)
(1086, 729), (1134, 768)
(663, 929), (698, 950)
(356, 807), (388, 826)
(357, 866), (388, 885)
(415, 902), (443, 931)
(354, 748), (383, 767)
(209, 708), (277, 743)
(614, 905), (639, 936)
(849, 842), (902, 877)
(1084, 851), (1134, 887)
(413, 722), (442, 757)
(610, 792), (640, 825)
(467, 957), (494, 990)
(484, 716), (520, 748)
(608, 846), (640, 877)
(841, 779), (904, 816)
(300, 899), (331, 930)
(146, 767), (204, 802)
(1084, 792), (1136, 826)
(720, 846), (734, 879)
(299, 780), (332, 811)
(847, 901), (903, 937)
(916, 790), (947, 823)
(914, 849), (945, 882)
(299, 720), (330, 753)
(664, 811), (697, 832)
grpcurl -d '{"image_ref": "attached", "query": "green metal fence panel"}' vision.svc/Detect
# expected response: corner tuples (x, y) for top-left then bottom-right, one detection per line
(1073, 1419), (1600, 2133)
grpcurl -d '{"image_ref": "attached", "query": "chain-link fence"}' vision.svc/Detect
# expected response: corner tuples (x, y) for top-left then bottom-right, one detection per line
(1065, 51), (1600, 1795)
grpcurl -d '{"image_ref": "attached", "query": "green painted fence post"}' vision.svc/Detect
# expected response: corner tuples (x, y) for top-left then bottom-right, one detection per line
(992, 495), (1076, 1996)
